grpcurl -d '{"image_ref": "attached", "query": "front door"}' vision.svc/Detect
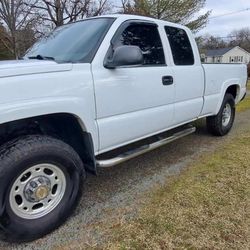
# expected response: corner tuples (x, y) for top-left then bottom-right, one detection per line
(92, 21), (175, 153)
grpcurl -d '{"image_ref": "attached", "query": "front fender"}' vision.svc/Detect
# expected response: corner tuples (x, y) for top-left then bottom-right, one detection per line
(0, 97), (99, 152)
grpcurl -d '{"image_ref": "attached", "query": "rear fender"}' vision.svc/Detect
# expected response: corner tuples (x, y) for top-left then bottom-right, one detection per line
(215, 81), (240, 114)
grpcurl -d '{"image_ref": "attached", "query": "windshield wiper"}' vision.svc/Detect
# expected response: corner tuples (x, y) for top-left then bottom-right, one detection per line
(28, 54), (55, 61)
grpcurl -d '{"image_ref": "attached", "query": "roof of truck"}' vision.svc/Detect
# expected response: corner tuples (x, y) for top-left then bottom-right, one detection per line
(86, 14), (186, 29)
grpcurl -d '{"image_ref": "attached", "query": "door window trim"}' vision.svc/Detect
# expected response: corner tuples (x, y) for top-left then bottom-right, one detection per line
(104, 20), (167, 68)
(164, 25), (195, 66)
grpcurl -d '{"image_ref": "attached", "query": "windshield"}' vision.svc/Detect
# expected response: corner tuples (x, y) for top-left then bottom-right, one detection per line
(25, 17), (115, 63)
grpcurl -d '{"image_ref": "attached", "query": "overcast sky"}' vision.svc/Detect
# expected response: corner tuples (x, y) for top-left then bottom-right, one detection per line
(198, 0), (250, 37)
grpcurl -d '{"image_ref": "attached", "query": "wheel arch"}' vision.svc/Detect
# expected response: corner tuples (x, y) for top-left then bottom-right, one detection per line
(215, 83), (241, 114)
(0, 113), (97, 175)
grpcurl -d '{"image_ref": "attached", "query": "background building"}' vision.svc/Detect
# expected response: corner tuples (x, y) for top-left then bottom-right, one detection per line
(204, 46), (250, 64)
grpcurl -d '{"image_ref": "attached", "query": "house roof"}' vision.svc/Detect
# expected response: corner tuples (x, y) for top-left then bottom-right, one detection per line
(206, 47), (233, 57)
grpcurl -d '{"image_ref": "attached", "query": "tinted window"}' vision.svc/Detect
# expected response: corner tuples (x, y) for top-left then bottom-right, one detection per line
(114, 24), (165, 65)
(165, 26), (194, 65)
(25, 18), (114, 63)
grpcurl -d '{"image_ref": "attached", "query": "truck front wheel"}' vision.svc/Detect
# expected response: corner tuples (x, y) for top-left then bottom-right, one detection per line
(206, 93), (235, 136)
(0, 135), (84, 242)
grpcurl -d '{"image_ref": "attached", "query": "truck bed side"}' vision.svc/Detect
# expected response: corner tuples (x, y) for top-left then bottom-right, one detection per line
(201, 63), (247, 116)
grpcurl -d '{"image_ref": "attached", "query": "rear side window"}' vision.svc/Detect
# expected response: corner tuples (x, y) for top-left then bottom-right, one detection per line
(114, 24), (165, 65)
(165, 26), (194, 65)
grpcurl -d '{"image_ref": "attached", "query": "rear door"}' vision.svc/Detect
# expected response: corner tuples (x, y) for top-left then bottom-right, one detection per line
(164, 26), (204, 125)
(92, 21), (175, 152)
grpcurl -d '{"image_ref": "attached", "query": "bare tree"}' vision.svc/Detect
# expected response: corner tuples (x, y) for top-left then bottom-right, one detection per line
(0, 24), (13, 59)
(197, 34), (228, 50)
(0, 0), (113, 58)
(228, 28), (250, 52)
(29, 0), (112, 27)
(0, 0), (38, 58)
(197, 28), (250, 53)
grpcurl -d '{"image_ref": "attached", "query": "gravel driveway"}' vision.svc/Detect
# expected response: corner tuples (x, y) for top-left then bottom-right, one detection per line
(1, 107), (250, 250)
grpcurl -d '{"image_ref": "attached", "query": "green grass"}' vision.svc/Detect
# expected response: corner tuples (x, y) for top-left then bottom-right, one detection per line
(237, 80), (250, 112)
(104, 129), (250, 249)
(237, 95), (250, 112)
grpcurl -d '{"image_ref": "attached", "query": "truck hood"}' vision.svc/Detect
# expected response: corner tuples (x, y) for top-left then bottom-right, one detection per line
(0, 60), (72, 78)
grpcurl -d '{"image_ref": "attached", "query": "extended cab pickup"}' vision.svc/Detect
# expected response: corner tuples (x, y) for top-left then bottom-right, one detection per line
(0, 15), (247, 242)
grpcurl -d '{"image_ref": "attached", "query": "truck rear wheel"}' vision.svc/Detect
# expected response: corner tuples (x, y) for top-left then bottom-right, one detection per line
(206, 93), (235, 136)
(0, 135), (84, 242)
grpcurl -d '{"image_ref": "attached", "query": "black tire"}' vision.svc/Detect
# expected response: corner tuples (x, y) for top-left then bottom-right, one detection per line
(206, 93), (235, 136)
(0, 135), (85, 242)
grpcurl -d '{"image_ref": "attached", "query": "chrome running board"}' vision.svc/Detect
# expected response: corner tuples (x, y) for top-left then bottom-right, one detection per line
(97, 126), (196, 168)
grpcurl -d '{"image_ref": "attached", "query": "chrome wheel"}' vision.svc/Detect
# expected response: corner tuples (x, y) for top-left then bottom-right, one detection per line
(9, 164), (66, 219)
(222, 103), (232, 127)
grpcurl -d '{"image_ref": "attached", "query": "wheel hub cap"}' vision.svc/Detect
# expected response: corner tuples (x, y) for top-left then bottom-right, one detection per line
(36, 186), (49, 200)
(9, 163), (66, 219)
(24, 176), (51, 202)
(222, 103), (231, 127)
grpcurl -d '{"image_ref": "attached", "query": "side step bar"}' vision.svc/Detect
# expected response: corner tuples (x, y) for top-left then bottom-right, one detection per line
(97, 126), (196, 168)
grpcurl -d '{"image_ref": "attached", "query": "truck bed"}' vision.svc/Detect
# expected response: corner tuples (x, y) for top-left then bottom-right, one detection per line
(200, 63), (247, 116)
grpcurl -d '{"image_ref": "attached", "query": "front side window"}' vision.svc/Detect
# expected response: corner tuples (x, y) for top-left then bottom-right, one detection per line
(165, 26), (194, 65)
(113, 23), (165, 65)
(25, 18), (115, 63)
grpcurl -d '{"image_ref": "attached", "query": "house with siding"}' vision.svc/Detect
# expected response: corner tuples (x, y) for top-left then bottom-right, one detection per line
(204, 46), (250, 64)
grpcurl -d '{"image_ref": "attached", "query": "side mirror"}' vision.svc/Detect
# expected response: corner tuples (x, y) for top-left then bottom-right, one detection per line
(104, 45), (143, 69)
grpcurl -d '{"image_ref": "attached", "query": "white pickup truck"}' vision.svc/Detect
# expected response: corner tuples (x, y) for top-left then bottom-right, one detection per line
(0, 14), (247, 242)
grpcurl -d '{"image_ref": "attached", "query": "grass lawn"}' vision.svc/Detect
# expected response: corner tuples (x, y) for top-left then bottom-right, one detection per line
(237, 95), (250, 112)
(103, 90), (250, 249)
(237, 80), (250, 112)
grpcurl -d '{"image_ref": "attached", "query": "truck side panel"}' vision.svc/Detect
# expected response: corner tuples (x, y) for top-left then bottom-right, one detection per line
(201, 63), (247, 116)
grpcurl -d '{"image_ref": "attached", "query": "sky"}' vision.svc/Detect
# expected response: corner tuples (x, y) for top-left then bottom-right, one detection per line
(198, 0), (250, 37)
